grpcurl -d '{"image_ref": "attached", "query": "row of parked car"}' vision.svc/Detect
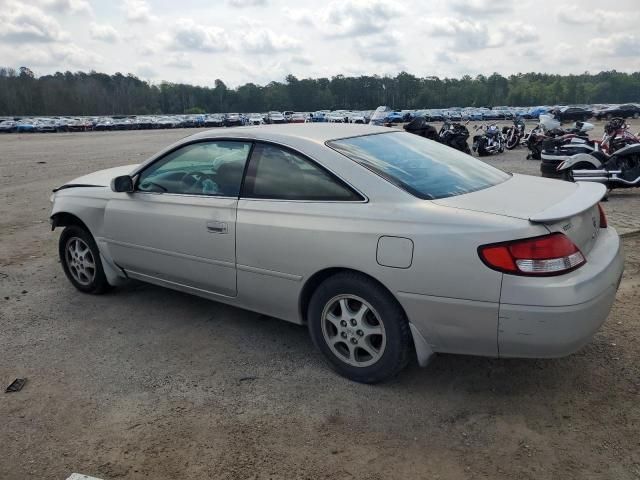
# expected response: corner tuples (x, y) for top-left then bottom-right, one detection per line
(2, 104), (638, 134)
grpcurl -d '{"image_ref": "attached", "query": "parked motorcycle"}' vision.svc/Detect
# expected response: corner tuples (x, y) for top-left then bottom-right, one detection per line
(438, 121), (471, 154)
(403, 116), (439, 140)
(472, 123), (504, 156)
(558, 144), (640, 190)
(556, 118), (640, 188)
(601, 117), (640, 154)
(502, 117), (526, 150)
(403, 117), (471, 154)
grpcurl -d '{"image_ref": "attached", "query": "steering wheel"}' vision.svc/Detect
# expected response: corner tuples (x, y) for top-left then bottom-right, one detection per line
(181, 171), (218, 194)
(181, 171), (207, 189)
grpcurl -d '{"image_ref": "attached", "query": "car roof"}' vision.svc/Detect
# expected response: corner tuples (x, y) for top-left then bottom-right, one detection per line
(189, 123), (389, 143)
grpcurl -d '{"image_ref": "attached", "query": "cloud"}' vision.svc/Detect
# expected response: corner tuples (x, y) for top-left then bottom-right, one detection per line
(556, 5), (590, 25)
(123, 0), (155, 23)
(227, 58), (291, 85)
(164, 53), (193, 69)
(165, 18), (230, 52)
(500, 22), (539, 44)
(291, 54), (312, 65)
(39, 0), (93, 15)
(241, 28), (300, 53)
(0, 2), (67, 43)
(435, 51), (464, 65)
(588, 33), (640, 57)
(426, 18), (538, 51)
(557, 6), (640, 33)
(293, 0), (402, 38)
(18, 43), (102, 68)
(284, 7), (314, 25)
(89, 23), (120, 43)
(355, 33), (403, 64)
(136, 62), (158, 78)
(426, 17), (493, 50)
(451, 0), (513, 15)
(227, 0), (267, 7)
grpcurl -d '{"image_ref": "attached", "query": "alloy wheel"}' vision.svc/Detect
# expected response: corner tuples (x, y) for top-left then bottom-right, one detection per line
(65, 237), (96, 286)
(321, 295), (386, 367)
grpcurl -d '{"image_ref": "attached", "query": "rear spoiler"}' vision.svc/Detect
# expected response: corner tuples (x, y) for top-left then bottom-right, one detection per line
(529, 182), (606, 223)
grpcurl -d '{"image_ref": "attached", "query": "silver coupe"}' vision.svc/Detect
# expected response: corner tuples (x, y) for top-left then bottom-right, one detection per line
(50, 124), (624, 383)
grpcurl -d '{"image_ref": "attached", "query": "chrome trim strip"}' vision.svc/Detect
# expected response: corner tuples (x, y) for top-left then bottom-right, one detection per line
(125, 270), (235, 298)
(236, 264), (302, 281)
(102, 238), (235, 269)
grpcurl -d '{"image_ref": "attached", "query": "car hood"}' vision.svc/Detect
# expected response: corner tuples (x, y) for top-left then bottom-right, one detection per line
(60, 164), (139, 189)
(433, 173), (605, 222)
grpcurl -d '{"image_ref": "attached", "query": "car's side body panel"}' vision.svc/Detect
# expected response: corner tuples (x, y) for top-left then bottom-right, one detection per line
(103, 193), (239, 297)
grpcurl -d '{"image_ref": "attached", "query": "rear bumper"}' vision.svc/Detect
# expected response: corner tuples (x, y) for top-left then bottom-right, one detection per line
(498, 227), (624, 357)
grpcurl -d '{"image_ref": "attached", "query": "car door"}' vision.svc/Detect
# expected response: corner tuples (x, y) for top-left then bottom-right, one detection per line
(103, 140), (252, 297)
(235, 142), (366, 321)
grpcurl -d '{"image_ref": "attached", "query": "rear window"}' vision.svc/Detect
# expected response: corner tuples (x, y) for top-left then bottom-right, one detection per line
(327, 131), (510, 200)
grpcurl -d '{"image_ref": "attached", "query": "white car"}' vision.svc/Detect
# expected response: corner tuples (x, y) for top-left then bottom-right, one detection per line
(246, 114), (264, 125)
(50, 124), (624, 383)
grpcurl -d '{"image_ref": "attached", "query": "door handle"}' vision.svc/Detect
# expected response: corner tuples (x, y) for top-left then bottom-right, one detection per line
(206, 221), (228, 234)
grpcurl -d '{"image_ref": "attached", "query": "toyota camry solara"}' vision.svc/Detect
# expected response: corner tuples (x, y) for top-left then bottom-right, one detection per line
(50, 124), (624, 383)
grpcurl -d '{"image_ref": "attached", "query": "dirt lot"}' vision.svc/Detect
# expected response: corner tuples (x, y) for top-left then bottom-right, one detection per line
(1, 124), (639, 480)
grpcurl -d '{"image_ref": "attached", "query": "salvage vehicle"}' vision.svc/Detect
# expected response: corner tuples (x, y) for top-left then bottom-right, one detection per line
(246, 113), (265, 125)
(290, 112), (307, 123)
(0, 120), (17, 132)
(267, 111), (286, 124)
(224, 113), (244, 127)
(16, 119), (37, 132)
(594, 104), (640, 120)
(50, 124), (624, 383)
(554, 106), (593, 122)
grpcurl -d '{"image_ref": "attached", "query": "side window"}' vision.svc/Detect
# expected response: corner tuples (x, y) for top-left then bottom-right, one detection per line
(137, 141), (251, 196)
(242, 143), (362, 201)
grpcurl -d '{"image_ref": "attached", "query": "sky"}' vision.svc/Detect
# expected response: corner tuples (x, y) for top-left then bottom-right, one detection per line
(1, 0), (639, 87)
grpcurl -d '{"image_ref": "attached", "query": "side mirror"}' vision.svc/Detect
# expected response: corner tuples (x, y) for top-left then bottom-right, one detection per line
(111, 175), (134, 193)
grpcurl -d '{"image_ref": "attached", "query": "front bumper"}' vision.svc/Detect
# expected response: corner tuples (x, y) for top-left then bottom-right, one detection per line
(498, 227), (624, 357)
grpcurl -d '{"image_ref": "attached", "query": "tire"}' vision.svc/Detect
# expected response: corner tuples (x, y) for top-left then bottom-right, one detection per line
(477, 138), (488, 157)
(506, 133), (519, 150)
(307, 272), (411, 383)
(59, 225), (112, 294)
(633, 113), (639, 119)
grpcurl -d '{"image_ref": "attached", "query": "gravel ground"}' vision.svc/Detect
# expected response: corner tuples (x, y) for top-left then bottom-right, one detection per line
(1, 125), (639, 480)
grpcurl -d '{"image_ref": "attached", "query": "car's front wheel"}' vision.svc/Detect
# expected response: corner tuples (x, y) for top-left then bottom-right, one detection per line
(59, 225), (111, 294)
(308, 273), (410, 383)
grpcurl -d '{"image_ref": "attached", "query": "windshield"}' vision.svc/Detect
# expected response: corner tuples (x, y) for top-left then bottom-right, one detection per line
(328, 131), (510, 200)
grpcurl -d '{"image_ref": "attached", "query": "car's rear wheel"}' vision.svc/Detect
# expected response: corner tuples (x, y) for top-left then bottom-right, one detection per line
(308, 272), (410, 383)
(59, 225), (111, 294)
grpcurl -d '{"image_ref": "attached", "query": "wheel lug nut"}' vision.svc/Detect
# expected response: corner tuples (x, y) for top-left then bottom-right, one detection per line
(341, 332), (347, 338)
(350, 319), (357, 326)
(357, 330), (364, 337)
(340, 320), (347, 327)
(350, 338), (358, 344)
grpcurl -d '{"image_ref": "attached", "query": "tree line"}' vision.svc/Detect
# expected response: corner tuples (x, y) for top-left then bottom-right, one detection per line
(1, 67), (639, 116)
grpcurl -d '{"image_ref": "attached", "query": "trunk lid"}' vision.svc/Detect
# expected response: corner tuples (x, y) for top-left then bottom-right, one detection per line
(434, 174), (606, 254)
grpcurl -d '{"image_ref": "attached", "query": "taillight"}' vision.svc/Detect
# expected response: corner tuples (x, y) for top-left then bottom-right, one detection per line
(598, 203), (608, 228)
(478, 233), (586, 276)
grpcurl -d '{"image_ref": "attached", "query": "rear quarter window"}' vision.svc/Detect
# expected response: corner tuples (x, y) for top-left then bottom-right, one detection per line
(328, 131), (510, 200)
